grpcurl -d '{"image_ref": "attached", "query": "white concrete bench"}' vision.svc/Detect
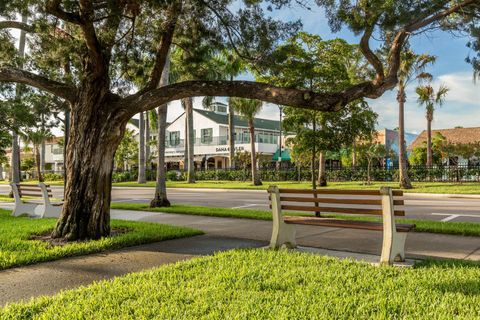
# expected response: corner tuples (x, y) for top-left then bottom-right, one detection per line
(267, 186), (415, 265)
(10, 183), (63, 218)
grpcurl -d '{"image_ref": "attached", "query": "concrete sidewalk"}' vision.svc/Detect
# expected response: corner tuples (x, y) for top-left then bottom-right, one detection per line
(111, 209), (480, 261)
(0, 235), (264, 307)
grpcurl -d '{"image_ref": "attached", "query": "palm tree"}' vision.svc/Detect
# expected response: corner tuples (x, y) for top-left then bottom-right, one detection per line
(396, 50), (436, 189)
(230, 98), (263, 186)
(22, 128), (53, 182)
(181, 97), (195, 183)
(202, 51), (245, 168)
(416, 84), (449, 166)
(150, 52), (171, 207)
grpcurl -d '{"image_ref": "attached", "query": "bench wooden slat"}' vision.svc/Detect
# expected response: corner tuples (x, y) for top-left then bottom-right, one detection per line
(269, 197), (404, 206)
(276, 204), (405, 216)
(283, 216), (415, 232)
(279, 196), (383, 205)
(274, 188), (403, 196)
(16, 184), (53, 198)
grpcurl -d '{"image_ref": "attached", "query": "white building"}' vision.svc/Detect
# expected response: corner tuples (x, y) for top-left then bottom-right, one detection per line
(164, 105), (282, 169)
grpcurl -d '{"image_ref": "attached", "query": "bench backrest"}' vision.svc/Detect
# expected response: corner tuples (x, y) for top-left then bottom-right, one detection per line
(268, 188), (404, 216)
(16, 184), (53, 198)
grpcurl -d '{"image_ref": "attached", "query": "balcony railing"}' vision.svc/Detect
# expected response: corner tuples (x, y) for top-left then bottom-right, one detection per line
(165, 134), (278, 148)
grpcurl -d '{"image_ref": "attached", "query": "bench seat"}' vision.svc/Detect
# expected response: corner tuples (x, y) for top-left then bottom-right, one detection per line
(284, 216), (415, 232)
(268, 186), (414, 265)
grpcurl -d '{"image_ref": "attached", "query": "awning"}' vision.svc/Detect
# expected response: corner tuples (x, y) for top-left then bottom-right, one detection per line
(165, 156), (183, 163)
(272, 148), (291, 161)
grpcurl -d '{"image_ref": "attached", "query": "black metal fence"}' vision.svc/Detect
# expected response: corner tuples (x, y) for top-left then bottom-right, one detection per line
(20, 165), (480, 183)
(109, 165), (480, 183)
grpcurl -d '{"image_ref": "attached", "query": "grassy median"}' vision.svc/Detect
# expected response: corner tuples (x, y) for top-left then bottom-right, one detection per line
(2, 249), (480, 319)
(2, 180), (480, 194)
(110, 180), (480, 194)
(0, 209), (202, 270)
(111, 203), (480, 237)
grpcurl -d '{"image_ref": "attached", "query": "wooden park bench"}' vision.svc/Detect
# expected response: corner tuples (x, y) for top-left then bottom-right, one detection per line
(10, 183), (63, 218)
(267, 186), (415, 265)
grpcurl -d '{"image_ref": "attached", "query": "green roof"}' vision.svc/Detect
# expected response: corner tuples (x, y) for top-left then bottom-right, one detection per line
(194, 109), (281, 131)
(272, 148), (291, 161)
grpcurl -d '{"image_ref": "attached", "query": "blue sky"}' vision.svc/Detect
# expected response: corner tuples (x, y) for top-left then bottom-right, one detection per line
(169, 3), (479, 134)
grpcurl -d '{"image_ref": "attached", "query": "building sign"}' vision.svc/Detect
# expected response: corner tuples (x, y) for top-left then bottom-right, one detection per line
(215, 146), (245, 152)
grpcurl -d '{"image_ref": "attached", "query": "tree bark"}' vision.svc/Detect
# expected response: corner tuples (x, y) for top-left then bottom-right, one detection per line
(52, 80), (127, 240)
(145, 111), (151, 171)
(185, 97), (195, 183)
(426, 114), (433, 167)
(63, 106), (70, 194)
(249, 118), (262, 186)
(137, 111), (146, 183)
(317, 151), (327, 187)
(150, 104), (170, 207)
(397, 86), (412, 189)
(228, 99), (235, 168)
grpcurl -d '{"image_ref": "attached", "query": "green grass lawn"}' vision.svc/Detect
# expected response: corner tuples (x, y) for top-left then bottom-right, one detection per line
(2, 249), (479, 319)
(0, 209), (202, 270)
(111, 203), (480, 237)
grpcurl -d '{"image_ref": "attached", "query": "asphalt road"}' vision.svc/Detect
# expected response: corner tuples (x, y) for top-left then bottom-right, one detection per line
(1, 185), (480, 223)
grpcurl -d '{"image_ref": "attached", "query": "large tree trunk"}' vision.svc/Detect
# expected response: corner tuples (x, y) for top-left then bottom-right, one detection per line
(317, 151), (327, 187)
(52, 82), (127, 240)
(150, 104), (170, 207)
(397, 86), (412, 189)
(137, 111), (146, 183)
(35, 146), (44, 182)
(0, 164), (3, 181)
(426, 115), (433, 167)
(145, 111), (151, 172)
(185, 97), (195, 183)
(249, 118), (262, 186)
(228, 99), (235, 168)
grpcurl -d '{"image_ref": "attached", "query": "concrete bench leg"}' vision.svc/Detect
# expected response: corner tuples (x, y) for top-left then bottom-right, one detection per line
(12, 202), (38, 217)
(10, 183), (38, 217)
(380, 187), (408, 265)
(36, 183), (62, 218)
(34, 204), (62, 218)
(268, 186), (297, 249)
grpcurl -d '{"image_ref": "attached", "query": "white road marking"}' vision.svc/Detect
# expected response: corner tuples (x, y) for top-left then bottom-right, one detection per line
(432, 212), (480, 221)
(231, 204), (263, 209)
(441, 214), (459, 222)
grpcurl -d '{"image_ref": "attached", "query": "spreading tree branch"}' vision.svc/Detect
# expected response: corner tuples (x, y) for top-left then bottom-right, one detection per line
(46, 0), (83, 24)
(126, 80), (351, 115)
(0, 21), (35, 33)
(0, 67), (77, 102)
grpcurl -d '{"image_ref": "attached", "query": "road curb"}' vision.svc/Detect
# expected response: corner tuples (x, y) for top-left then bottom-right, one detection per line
(405, 193), (480, 199)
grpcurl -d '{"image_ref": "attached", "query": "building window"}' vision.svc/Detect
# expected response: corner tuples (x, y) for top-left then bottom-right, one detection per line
(169, 131), (180, 146)
(51, 145), (63, 155)
(217, 105), (227, 113)
(201, 128), (213, 143)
